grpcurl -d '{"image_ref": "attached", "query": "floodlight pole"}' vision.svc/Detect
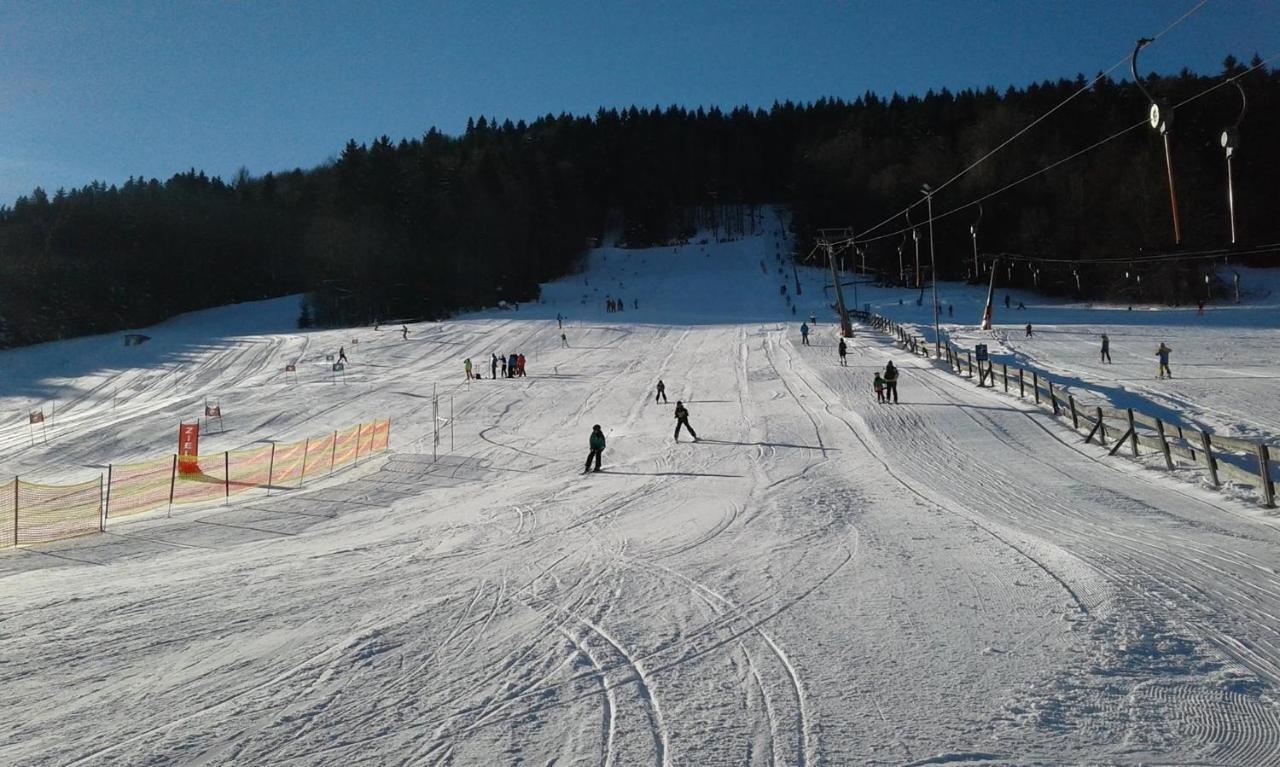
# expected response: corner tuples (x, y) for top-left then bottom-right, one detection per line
(897, 234), (906, 284)
(1132, 38), (1181, 244)
(1220, 81), (1246, 244)
(922, 184), (940, 359)
(969, 203), (982, 280)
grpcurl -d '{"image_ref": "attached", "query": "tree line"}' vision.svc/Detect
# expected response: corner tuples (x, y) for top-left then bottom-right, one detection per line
(0, 56), (1274, 347)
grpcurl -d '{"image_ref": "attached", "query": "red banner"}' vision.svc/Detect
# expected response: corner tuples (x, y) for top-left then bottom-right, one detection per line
(178, 422), (200, 475)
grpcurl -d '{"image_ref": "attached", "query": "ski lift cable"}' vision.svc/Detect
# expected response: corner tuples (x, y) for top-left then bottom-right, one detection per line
(845, 51), (1279, 249)
(847, 0), (1210, 245)
(983, 241), (1280, 266)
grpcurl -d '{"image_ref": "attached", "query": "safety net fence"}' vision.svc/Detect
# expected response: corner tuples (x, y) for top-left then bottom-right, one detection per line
(0, 418), (390, 550)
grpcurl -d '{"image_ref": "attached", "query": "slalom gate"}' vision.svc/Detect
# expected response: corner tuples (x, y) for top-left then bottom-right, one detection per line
(0, 418), (391, 550)
(855, 310), (1278, 509)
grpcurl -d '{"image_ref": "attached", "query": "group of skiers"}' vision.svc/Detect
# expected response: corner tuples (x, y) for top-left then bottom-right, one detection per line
(605, 297), (633, 313)
(874, 361), (899, 403)
(465, 353), (527, 380)
(584, 378), (699, 473)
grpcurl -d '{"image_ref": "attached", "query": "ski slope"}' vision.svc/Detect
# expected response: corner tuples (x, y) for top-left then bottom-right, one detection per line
(2, 223), (1280, 766)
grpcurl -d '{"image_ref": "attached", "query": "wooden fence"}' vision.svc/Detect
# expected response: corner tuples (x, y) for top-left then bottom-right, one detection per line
(854, 311), (1277, 509)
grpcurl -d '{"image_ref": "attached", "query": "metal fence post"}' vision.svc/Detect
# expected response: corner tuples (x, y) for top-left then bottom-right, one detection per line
(13, 477), (18, 547)
(1200, 432), (1219, 487)
(1256, 444), (1275, 508)
(266, 443), (276, 496)
(330, 431), (337, 475)
(167, 455), (178, 517)
(299, 438), (310, 488)
(99, 474), (105, 532)
(104, 464), (113, 520)
(354, 423), (364, 467)
(224, 451), (230, 504)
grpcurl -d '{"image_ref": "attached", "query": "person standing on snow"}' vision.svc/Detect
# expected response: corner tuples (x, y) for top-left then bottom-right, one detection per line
(838, 338), (848, 366)
(464, 357), (473, 380)
(1025, 323), (1033, 337)
(508, 353), (518, 378)
(882, 361), (899, 404)
(338, 346), (348, 364)
(655, 379), (668, 403)
(874, 372), (886, 403)
(584, 425), (606, 473)
(517, 353), (527, 377)
(1100, 334), (1111, 363)
(1156, 343), (1173, 378)
(800, 322), (810, 346)
(674, 401), (698, 442)
(557, 313), (563, 329)
(491, 353), (499, 378)
(500, 356), (507, 377)
(561, 332), (568, 348)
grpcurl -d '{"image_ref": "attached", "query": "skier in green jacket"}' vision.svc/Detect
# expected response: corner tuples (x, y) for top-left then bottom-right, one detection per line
(585, 425), (606, 473)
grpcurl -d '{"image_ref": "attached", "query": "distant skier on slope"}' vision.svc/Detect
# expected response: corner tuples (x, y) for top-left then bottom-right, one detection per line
(1100, 333), (1111, 363)
(674, 401), (698, 442)
(655, 379), (668, 403)
(401, 325), (409, 340)
(584, 425), (606, 473)
(882, 361), (899, 404)
(1157, 343), (1173, 378)
(800, 322), (810, 346)
(1025, 323), (1033, 337)
(838, 338), (848, 366)
(338, 346), (348, 364)
(464, 357), (473, 380)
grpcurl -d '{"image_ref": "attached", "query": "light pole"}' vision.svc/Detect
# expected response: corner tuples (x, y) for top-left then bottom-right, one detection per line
(897, 233), (906, 284)
(922, 183), (940, 359)
(1220, 81), (1246, 244)
(969, 203), (982, 281)
(1132, 38), (1181, 244)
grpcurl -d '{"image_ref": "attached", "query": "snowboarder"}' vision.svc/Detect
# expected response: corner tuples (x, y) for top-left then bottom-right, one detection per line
(655, 379), (668, 403)
(874, 372), (886, 403)
(800, 322), (810, 346)
(674, 401), (698, 442)
(1025, 323), (1033, 337)
(401, 325), (409, 340)
(1100, 334), (1111, 363)
(1157, 343), (1172, 378)
(584, 425), (606, 473)
(491, 353), (499, 378)
(838, 338), (848, 366)
(464, 357), (473, 380)
(337, 346), (348, 364)
(883, 361), (899, 404)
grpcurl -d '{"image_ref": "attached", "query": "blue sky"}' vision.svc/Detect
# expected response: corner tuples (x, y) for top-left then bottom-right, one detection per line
(0, 1), (1275, 205)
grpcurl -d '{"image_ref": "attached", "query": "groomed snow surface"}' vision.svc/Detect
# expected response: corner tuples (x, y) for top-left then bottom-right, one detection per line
(3, 223), (1280, 766)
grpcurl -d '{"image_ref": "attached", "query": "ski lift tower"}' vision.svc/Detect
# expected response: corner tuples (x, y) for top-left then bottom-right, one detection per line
(817, 227), (855, 338)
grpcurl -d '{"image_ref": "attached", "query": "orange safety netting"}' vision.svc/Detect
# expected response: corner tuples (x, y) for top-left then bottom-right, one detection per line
(0, 479), (14, 549)
(10, 418), (389, 549)
(332, 424), (362, 470)
(303, 432), (337, 479)
(171, 453), (229, 507)
(269, 439), (307, 488)
(107, 457), (177, 518)
(16, 477), (102, 545)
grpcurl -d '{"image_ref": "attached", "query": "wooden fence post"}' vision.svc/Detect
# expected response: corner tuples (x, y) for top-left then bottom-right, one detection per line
(104, 464), (113, 520)
(1018, 368), (1025, 397)
(1002, 363), (1008, 392)
(1155, 419), (1174, 470)
(1254, 444), (1274, 508)
(330, 431), (338, 475)
(1127, 409), (1139, 456)
(1200, 432), (1219, 488)
(1048, 381), (1061, 416)
(1097, 407), (1107, 445)
(1068, 395), (1079, 429)
(1032, 372), (1040, 404)
(967, 351), (973, 378)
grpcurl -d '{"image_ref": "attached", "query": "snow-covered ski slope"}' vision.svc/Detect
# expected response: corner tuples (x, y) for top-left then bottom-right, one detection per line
(3, 223), (1280, 766)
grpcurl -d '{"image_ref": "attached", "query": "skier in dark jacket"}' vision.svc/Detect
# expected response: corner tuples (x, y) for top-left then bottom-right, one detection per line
(837, 338), (848, 366)
(584, 425), (606, 473)
(491, 353), (499, 378)
(800, 322), (810, 346)
(655, 379), (668, 403)
(674, 401), (698, 442)
(883, 361), (899, 403)
(507, 353), (518, 378)
(1100, 334), (1111, 363)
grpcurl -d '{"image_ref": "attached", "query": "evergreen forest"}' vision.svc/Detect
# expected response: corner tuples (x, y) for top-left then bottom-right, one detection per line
(0, 57), (1275, 348)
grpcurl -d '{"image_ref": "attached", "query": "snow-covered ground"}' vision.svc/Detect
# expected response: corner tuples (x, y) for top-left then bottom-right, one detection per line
(3, 223), (1280, 765)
